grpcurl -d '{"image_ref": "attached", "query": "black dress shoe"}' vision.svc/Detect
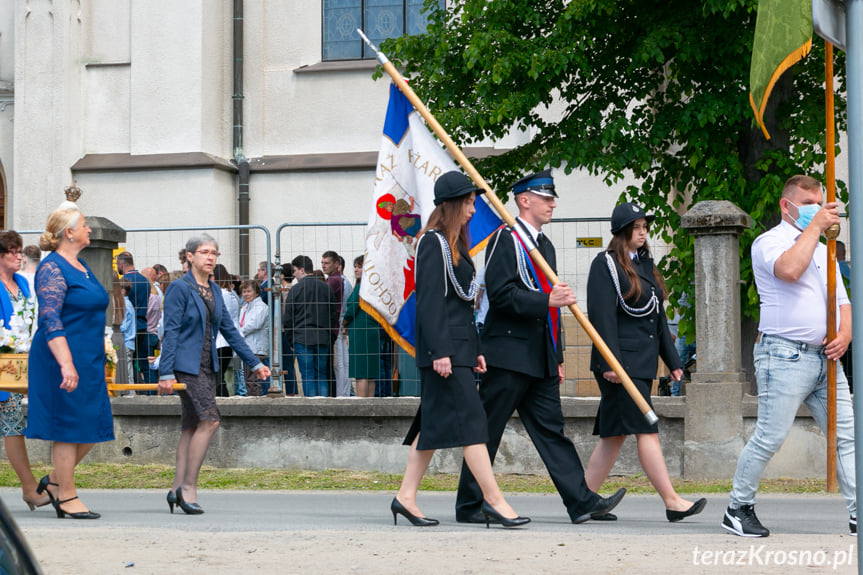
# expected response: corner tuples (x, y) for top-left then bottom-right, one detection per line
(176, 486), (205, 515)
(666, 498), (706, 522)
(391, 497), (439, 527)
(481, 501), (530, 528)
(167, 490), (177, 514)
(572, 488), (627, 524)
(52, 496), (100, 520)
(456, 510), (499, 524)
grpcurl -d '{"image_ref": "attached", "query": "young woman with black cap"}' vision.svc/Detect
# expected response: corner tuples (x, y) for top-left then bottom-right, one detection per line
(584, 202), (706, 523)
(391, 171), (529, 529)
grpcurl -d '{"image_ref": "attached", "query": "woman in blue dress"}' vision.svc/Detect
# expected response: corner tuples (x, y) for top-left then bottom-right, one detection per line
(26, 204), (113, 520)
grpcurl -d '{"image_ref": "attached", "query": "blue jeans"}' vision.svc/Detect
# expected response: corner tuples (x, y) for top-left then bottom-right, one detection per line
(259, 357), (272, 396)
(233, 365), (247, 396)
(295, 342), (328, 397)
(281, 332), (298, 395)
(730, 335), (856, 516)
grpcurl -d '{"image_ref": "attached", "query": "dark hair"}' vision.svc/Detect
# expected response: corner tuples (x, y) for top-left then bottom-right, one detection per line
(0, 231), (23, 255)
(241, 279), (261, 296)
(607, 224), (666, 301)
(353, 255), (364, 286)
(837, 240), (846, 260)
(178, 249), (187, 266)
(338, 255), (345, 270)
(213, 263), (233, 289)
(419, 194), (473, 265)
(322, 250), (339, 263)
(153, 263), (168, 276)
(116, 251), (135, 267)
(292, 255), (313, 274)
(119, 277), (132, 296)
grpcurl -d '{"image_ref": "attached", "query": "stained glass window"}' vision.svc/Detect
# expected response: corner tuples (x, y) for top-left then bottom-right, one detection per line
(322, 0), (444, 61)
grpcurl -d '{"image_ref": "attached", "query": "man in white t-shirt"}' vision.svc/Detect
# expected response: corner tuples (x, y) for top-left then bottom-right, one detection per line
(723, 175), (855, 537)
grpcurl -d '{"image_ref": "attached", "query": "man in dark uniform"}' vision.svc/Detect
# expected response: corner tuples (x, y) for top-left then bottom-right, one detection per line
(455, 170), (626, 524)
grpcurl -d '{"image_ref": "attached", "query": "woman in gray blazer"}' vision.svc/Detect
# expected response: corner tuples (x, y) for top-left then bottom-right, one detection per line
(158, 234), (270, 514)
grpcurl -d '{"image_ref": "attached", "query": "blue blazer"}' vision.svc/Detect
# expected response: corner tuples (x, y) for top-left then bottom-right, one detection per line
(159, 272), (262, 379)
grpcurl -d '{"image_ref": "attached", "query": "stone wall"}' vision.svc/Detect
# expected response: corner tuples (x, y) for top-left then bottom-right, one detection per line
(17, 397), (828, 479)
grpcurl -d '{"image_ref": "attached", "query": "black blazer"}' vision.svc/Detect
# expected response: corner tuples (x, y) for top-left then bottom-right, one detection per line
(586, 250), (681, 379)
(480, 225), (563, 379)
(283, 276), (337, 348)
(414, 231), (480, 369)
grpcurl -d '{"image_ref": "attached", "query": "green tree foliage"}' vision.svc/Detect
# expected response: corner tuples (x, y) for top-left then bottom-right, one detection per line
(381, 0), (846, 338)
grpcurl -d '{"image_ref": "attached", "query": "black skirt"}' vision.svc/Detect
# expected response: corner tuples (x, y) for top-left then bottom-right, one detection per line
(592, 374), (658, 437)
(403, 366), (488, 450)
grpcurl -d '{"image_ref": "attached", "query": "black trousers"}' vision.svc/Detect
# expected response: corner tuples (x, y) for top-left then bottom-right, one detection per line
(455, 365), (599, 521)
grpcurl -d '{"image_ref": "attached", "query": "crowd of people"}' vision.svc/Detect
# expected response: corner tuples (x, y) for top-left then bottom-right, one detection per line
(0, 171), (853, 534)
(110, 245), (400, 399)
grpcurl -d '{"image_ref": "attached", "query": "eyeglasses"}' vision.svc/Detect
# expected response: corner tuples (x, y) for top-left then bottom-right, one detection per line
(195, 250), (221, 258)
(632, 223), (650, 231)
(5, 249), (22, 257)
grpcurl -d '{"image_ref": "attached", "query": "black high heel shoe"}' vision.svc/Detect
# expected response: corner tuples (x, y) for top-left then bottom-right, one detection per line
(167, 490), (177, 514)
(666, 498), (707, 523)
(176, 486), (205, 515)
(390, 497), (439, 526)
(52, 496), (100, 519)
(481, 501), (530, 528)
(36, 475), (58, 504)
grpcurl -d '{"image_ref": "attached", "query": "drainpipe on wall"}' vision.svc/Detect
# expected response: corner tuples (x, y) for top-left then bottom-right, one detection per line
(233, 0), (250, 276)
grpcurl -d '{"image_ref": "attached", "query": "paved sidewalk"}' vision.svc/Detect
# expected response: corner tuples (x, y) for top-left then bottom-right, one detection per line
(2, 489), (857, 574)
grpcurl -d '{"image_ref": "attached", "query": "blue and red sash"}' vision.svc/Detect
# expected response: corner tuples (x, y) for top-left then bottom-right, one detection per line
(512, 230), (561, 352)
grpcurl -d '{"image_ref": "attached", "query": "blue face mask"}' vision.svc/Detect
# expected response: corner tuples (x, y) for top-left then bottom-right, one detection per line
(788, 201), (820, 231)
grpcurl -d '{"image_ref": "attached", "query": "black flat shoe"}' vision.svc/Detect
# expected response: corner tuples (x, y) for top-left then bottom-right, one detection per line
(390, 497), (439, 526)
(52, 496), (100, 519)
(167, 490), (177, 514)
(592, 513), (618, 521)
(36, 475), (58, 504)
(481, 501), (530, 528)
(176, 486), (205, 515)
(667, 498), (707, 522)
(572, 488), (627, 524)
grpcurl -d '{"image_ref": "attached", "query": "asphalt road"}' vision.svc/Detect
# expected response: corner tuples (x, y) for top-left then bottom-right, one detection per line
(1, 489), (857, 574)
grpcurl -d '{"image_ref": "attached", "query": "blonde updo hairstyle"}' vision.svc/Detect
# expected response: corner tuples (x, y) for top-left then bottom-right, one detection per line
(39, 207), (82, 252)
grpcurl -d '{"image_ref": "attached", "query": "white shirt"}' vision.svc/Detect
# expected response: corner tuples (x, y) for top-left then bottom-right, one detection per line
(475, 264), (489, 325)
(216, 288), (241, 349)
(753, 220), (849, 345)
(516, 217), (541, 245)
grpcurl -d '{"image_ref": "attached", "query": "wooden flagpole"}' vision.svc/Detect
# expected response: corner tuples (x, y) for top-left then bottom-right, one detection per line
(358, 30), (658, 425)
(825, 41), (839, 493)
